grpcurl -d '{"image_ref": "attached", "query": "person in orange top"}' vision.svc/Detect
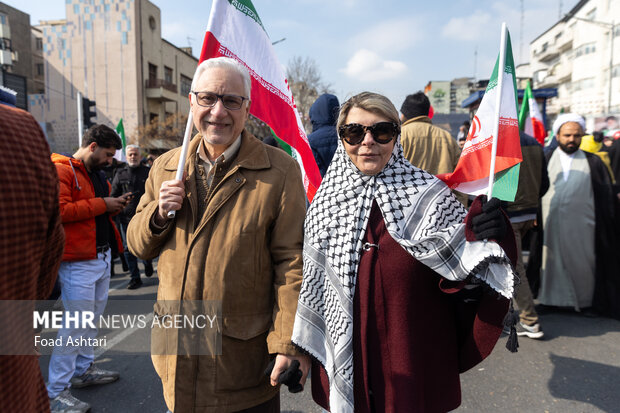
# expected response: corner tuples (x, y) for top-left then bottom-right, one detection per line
(48, 125), (129, 413)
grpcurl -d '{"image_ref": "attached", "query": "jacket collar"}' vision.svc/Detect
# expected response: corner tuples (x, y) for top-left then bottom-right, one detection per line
(402, 115), (432, 126)
(163, 130), (270, 173)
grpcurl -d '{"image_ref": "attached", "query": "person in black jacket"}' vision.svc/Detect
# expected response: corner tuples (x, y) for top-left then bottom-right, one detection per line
(111, 145), (153, 289)
(308, 94), (340, 177)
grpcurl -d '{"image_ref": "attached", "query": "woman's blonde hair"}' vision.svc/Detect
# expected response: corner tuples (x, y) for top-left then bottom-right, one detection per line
(336, 92), (400, 132)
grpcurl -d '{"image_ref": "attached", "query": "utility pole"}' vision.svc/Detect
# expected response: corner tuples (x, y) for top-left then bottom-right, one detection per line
(609, 21), (615, 114)
(77, 91), (83, 148)
(473, 46), (478, 80)
(520, 0), (524, 64)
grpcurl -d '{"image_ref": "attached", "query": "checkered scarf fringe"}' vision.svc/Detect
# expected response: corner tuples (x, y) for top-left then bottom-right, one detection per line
(292, 140), (515, 413)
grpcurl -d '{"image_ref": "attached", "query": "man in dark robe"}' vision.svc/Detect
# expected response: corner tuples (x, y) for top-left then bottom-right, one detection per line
(540, 114), (620, 319)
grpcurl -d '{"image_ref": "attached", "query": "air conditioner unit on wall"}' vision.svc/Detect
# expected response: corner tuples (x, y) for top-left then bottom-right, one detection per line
(0, 49), (12, 66)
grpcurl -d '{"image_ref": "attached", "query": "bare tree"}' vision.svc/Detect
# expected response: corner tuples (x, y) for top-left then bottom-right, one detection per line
(245, 114), (274, 140)
(131, 112), (188, 151)
(286, 56), (333, 133)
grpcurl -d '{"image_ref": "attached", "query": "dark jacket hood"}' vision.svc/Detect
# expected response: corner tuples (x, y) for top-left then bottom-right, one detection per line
(310, 94), (340, 132)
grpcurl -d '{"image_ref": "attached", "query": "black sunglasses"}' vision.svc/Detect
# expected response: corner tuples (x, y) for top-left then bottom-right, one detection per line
(338, 122), (400, 145)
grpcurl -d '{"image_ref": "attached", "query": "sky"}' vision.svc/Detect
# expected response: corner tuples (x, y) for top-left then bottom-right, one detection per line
(6, 0), (580, 109)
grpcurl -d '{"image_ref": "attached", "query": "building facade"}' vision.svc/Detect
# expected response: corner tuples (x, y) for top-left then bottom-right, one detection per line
(0, 2), (37, 110)
(30, 0), (197, 153)
(529, 0), (620, 128)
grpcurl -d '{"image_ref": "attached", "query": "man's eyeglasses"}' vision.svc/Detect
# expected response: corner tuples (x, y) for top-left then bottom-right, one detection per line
(338, 122), (400, 145)
(192, 91), (249, 110)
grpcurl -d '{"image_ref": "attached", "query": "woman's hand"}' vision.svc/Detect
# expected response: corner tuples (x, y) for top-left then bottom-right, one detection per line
(471, 197), (507, 241)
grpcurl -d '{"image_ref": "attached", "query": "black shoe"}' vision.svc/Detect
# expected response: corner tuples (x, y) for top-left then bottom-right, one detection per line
(127, 278), (142, 290)
(144, 261), (154, 278)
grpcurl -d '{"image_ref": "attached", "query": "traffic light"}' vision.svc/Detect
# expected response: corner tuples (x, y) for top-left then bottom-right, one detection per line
(81, 97), (97, 130)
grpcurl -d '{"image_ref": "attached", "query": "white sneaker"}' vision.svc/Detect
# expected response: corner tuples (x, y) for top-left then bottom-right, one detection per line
(516, 322), (544, 339)
(49, 388), (91, 413)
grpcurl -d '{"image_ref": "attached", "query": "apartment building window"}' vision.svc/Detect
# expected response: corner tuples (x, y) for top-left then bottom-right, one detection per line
(164, 66), (173, 85)
(36, 63), (44, 76)
(534, 69), (548, 83)
(612, 64), (620, 78)
(0, 38), (11, 50)
(573, 77), (595, 91)
(0, 13), (7, 25)
(36, 38), (43, 51)
(575, 42), (596, 58)
(180, 74), (192, 96)
(148, 63), (157, 83)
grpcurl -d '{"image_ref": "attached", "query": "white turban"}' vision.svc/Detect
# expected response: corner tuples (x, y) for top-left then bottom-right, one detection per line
(552, 113), (585, 136)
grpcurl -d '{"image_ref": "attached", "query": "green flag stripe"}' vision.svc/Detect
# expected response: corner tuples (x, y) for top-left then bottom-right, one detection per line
(115, 119), (126, 153)
(227, 0), (265, 31)
(492, 163), (520, 202)
(518, 80), (533, 130)
(269, 128), (292, 156)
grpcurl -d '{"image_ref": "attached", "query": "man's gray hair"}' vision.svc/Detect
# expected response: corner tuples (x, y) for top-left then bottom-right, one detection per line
(190, 57), (252, 98)
(126, 144), (140, 151)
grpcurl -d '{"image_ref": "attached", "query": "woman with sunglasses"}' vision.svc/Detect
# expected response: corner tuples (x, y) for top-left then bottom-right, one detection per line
(292, 92), (517, 413)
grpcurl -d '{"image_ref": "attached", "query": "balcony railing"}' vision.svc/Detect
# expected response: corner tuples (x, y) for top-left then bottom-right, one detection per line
(146, 78), (177, 93)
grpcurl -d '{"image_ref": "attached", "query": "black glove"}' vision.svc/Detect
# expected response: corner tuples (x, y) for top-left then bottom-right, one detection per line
(264, 358), (303, 393)
(471, 197), (506, 241)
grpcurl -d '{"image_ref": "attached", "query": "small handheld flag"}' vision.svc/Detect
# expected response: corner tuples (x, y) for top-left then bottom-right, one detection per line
(437, 23), (522, 202)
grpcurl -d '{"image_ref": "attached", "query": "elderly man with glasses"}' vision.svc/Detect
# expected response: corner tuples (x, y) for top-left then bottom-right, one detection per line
(127, 57), (309, 412)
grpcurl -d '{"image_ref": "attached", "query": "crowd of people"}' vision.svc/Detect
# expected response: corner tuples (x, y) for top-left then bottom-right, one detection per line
(1, 55), (619, 413)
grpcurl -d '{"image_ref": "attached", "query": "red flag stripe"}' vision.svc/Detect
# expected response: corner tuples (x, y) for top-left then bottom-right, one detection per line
(199, 32), (321, 198)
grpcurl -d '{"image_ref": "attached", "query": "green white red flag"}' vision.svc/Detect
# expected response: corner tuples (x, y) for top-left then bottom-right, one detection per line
(437, 27), (522, 202)
(200, 0), (321, 201)
(114, 118), (126, 162)
(518, 80), (547, 145)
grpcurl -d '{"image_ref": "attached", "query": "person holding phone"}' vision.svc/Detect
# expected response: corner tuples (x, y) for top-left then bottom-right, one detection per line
(48, 124), (127, 412)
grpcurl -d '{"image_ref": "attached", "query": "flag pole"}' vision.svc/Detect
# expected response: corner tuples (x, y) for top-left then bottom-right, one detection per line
(487, 22), (508, 199)
(167, 110), (194, 218)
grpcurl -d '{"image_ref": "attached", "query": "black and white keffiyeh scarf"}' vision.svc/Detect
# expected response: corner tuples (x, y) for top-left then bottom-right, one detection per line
(292, 139), (515, 413)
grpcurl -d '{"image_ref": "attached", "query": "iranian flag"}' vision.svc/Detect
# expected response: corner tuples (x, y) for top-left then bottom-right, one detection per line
(518, 80), (547, 145)
(437, 25), (522, 201)
(200, 0), (321, 201)
(113, 118), (127, 162)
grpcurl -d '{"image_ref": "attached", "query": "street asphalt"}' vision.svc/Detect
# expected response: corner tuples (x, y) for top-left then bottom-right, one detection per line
(38, 260), (620, 413)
